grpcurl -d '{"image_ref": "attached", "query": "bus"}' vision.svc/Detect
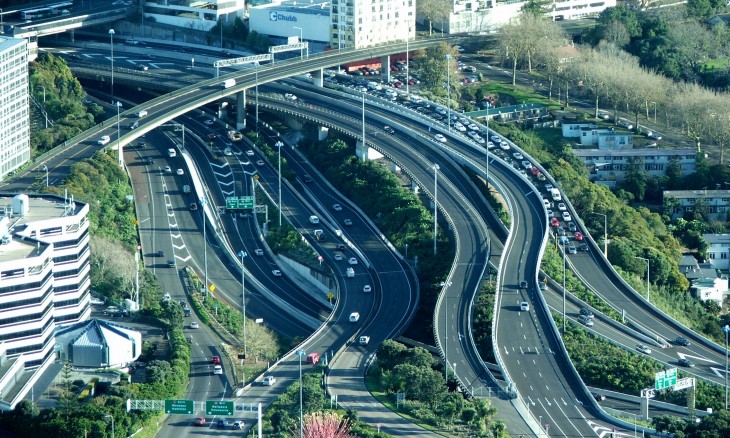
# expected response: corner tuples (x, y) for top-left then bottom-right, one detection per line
(20, 2), (73, 20)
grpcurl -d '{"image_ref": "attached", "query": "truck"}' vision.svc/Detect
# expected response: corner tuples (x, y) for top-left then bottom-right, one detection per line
(550, 188), (562, 202)
(221, 79), (236, 89)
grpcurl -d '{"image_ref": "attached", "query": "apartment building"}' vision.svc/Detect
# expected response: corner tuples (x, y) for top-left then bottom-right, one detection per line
(0, 193), (91, 410)
(575, 148), (696, 186)
(703, 234), (730, 270)
(0, 37), (30, 181)
(663, 189), (730, 221)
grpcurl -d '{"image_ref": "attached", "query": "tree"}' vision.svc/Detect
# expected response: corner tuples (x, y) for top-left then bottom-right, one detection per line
(418, 0), (451, 36)
(413, 43), (460, 95)
(239, 318), (278, 363)
(621, 157), (648, 201)
(292, 411), (351, 438)
(57, 361), (78, 422)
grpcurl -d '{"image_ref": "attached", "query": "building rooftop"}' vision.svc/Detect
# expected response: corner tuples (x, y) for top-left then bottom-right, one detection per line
(575, 148), (696, 158)
(250, 0), (331, 15)
(663, 189), (730, 198)
(703, 234), (730, 245)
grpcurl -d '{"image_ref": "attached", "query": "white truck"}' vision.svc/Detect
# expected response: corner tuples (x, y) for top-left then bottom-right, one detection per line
(550, 188), (562, 202)
(221, 79), (236, 89)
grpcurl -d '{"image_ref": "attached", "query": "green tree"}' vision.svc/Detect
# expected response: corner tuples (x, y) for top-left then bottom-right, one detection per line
(621, 156), (648, 201)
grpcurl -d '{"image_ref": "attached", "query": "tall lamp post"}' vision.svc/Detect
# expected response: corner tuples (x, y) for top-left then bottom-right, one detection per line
(562, 240), (567, 333)
(634, 256), (650, 301)
(275, 141), (284, 226)
(240, 251), (248, 357)
(200, 197), (208, 299)
(104, 414), (114, 438)
(39, 85), (48, 128)
(108, 29), (115, 104)
(441, 281), (451, 381)
(590, 212), (608, 258)
(296, 349), (306, 438)
(293, 26), (303, 59)
(115, 101), (123, 166)
(404, 24), (410, 95)
(42, 165), (48, 187)
(433, 163), (440, 256)
(724, 325), (730, 410)
(255, 62), (259, 133)
(445, 54), (452, 132)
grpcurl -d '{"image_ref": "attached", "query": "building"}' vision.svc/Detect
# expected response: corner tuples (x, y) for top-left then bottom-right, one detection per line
(0, 193), (91, 410)
(54, 319), (142, 369)
(690, 277), (727, 307)
(703, 234), (730, 270)
(575, 148), (696, 187)
(248, 0), (416, 49)
(562, 123), (633, 148)
(0, 37), (30, 181)
(549, 0), (617, 21)
(663, 189), (730, 221)
(143, 0), (245, 31)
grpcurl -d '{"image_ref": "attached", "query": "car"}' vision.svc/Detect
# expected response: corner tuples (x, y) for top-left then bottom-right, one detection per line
(255, 249), (264, 256)
(303, 174), (313, 183)
(568, 222), (577, 232)
(167, 259), (175, 268)
(334, 253), (344, 261)
(190, 321), (199, 329)
(636, 344), (652, 355)
(568, 246), (577, 254)
(578, 314), (594, 327)
(363, 285), (372, 293)
(207, 133), (217, 140)
(176, 168), (184, 175)
(232, 421), (244, 430)
(490, 135), (501, 144)
(558, 236), (570, 245)
(545, 183), (554, 192)
(186, 335), (193, 343)
(223, 147), (232, 156)
(211, 356), (221, 364)
(164, 166), (172, 173)
(593, 393), (606, 402)
(215, 418), (227, 428)
(246, 150), (255, 156)
(520, 301), (530, 312)
(204, 119), (215, 125)
(309, 215), (320, 224)
(678, 358), (694, 367)
(558, 227), (567, 237)
(272, 269), (282, 277)
(498, 142), (510, 151)
(348, 257), (358, 265)
(562, 211), (572, 221)
(550, 217), (560, 227)
(580, 307), (594, 319)
(384, 125), (395, 134)
(539, 282), (548, 291)
(284, 93), (298, 101)
(256, 160), (265, 166)
(558, 203), (567, 211)
(262, 376), (276, 386)
(194, 417), (206, 426)
(137, 64), (148, 71)
(190, 202), (199, 210)
(349, 312), (360, 322)
(359, 335), (370, 345)
(675, 336), (690, 346)
(97, 135), (111, 145)
(519, 280), (528, 289)
(579, 242), (590, 251)
(574, 232), (583, 241)
(213, 364), (223, 375)
(434, 134), (447, 143)
(343, 218), (353, 226)
(521, 161), (533, 170)
(146, 157), (155, 164)
(531, 166), (540, 176)
(513, 152), (524, 160)
(158, 250), (165, 257)
(337, 244), (346, 251)
(332, 203), (343, 212)
(543, 199), (551, 209)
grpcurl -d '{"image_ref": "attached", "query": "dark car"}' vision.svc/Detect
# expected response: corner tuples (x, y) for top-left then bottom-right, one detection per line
(678, 358), (694, 367)
(579, 307), (594, 319)
(593, 393), (606, 402)
(157, 250), (164, 257)
(519, 281), (528, 289)
(167, 259), (175, 268)
(216, 419), (229, 429)
(675, 336), (690, 346)
(303, 174), (313, 183)
(383, 125), (395, 134)
(146, 157), (155, 164)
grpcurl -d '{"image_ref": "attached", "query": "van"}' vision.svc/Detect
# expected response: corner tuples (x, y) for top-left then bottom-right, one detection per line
(168, 148), (177, 158)
(136, 110), (148, 118)
(306, 352), (320, 364)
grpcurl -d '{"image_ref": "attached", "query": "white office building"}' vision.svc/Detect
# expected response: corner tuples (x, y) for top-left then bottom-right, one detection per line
(0, 37), (30, 181)
(144, 0), (245, 31)
(248, 0), (416, 49)
(0, 194), (91, 410)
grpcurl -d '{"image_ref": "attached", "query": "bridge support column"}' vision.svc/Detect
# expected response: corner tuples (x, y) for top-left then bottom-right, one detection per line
(237, 90), (246, 131)
(381, 55), (391, 83)
(318, 126), (329, 141)
(355, 140), (384, 161)
(315, 69), (324, 87)
(69, 29), (75, 42)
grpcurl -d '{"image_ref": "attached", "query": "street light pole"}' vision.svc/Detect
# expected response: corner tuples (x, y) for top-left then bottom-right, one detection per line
(724, 325), (730, 410)
(240, 251), (248, 358)
(634, 256), (650, 301)
(296, 349), (306, 438)
(590, 212), (608, 258)
(405, 24), (410, 95)
(445, 54), (452, 132)
(255, 62), (259, 133)
(201, 197), (208, 299)
(40, 85), (48, 128)
(42, 165), (48, 187)
(275, 141), (284, 226)
(562, 240), (566, 333)
(293, 26), (303, 59)
(116, 101), (122, 166)
(104, 414), (114, 438)
(108, 29), (115, 104)
(433, 163), (440, 256)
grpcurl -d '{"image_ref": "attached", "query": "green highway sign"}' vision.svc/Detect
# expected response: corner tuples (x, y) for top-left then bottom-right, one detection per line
(655, 368), (677, 390)
(225, 196), (254, 210)
(165, 399), (194, 414)
(206, 400), (234, 416)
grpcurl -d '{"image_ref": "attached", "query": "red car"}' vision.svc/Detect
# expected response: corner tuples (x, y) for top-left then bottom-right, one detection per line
(575, 232), (584, 241)
(531, 166), (540, 176)
(194, 418), (206, 426)
(211, 356), (221, 365)
(551, 217), (560, 228)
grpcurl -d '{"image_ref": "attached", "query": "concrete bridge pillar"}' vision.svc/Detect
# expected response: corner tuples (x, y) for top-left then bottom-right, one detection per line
(69, 29), (75, 42)
(237, 90), (246, 131)
(315, 69), (324, 87)
(381, 55), (391, 83)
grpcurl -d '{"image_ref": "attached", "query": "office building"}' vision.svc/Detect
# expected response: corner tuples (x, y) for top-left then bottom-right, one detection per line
(144, 0), (245, 31)
(0, 37), (29, 181)
(0, 193), (91, 410)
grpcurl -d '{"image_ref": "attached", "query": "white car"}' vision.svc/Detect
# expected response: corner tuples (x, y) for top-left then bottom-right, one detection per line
(97, 135), (111, 145)
(343, 219), (353, 226)
(513, 152), (523, 160)
(309, 215), (320, 224)
(255, 249), (264, 256)
(246, 150), (255, 156)
(176, 168), (184, 175)
(223, 147), (232, 156)
(562, 211), (572, 221)
(164, 166), (172, 173)
(272, 270), (282, 277)
(349, 312), (360, 322)
(363, 285), (372, 293)
(359, 336), (370, 345)
(190, 322), (199, 329)
(284, 93), (298, 101)
(256, 160), (265, 167)
(332, 203), (343, 212)
(636, 344), (652, 355)
(334, 253), (344, 261)
(213, 365), (223, 375)
(499, 142), (511, 151)
(434, 134), (447, 143)
(520, 301), (530, 312)
(204, 119), (215, 125)
(558, 203), (567, 211)
(262, 376), (276, 386)
(348, 257), (358, 265)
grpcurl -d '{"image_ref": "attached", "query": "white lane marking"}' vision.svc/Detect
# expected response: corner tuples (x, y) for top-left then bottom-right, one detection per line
(677, 351), (718, 364)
